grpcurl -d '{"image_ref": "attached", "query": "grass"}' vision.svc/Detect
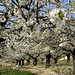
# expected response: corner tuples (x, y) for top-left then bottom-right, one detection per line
(50, 59), (73, 75)
(37, 62), (45, 68)
(36, 59), (73, 74)
(0, 58), (73, 75)
(37, 59), (73, 68)
(0, 66), (12, 70)
(0, 64), (2, 67)
(51, 59), (73, 66)
(0, 70), (38, 75)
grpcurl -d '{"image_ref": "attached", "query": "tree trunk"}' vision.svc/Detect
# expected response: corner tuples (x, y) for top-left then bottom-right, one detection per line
(72, 49), (75, 74)
(26, 59), (30, 66)
(19, 60), (21, 66)
(41, 58), (44, 63)
(54, 58), (58, 64)
(45, 54), (51, 68)
(22, 60), (24, 66)
(33, 57), (37, 66)
(15, 60), (18, 65)
(66, 53), (70, 62)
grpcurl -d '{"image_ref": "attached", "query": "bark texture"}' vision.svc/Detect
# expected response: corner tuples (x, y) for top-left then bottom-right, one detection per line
(54, 58), (58, 64)
(33, 57), (37, 66)
(41, 58), (44, 63)
(26, 59), (30, 66)
(73, 49), (75, 74)
(22, 60), (24, 66)
(15, 60), (18, 65)
(45, 54), (51, 68)
(66, 53), (70, 62)
(19, 60), (21, 65)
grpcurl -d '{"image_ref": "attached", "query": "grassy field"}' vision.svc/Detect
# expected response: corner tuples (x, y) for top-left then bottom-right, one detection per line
(0, 70), (38, 75)
(0, 58), (74, 75)
(37, 59), (73, 75)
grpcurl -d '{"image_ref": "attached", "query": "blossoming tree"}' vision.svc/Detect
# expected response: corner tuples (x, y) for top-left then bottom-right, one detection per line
(0, 0), (75, 73)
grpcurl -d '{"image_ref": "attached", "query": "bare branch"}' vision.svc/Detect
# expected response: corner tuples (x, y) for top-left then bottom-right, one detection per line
(62, 48), (72, 53)
(36, 2), (39, 23)
(11, 0), (27, 22)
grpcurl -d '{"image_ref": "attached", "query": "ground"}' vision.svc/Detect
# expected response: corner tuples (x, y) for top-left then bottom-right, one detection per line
(0, 58), (74, 75)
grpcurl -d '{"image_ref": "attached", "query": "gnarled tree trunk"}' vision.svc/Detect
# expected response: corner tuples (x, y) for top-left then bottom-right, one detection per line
(26, 59), (30, 66)
(45, 54), (51, 68)
(66, 53), (70, 62)
(22, 60), (24, 66)
(72, 49), (75, 74)
(15, 60), (18, 65)
(33, 57), (37, 66)
(41, 58), (44, 63)
(54, 58), (58, 64)
(19, 60), (21, 66)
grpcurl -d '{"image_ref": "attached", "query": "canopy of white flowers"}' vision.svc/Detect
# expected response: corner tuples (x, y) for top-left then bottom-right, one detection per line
(0, 0), (75, 61)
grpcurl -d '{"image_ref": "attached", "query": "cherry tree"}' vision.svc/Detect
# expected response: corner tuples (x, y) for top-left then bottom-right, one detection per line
(0, 0), (75, 73)
(51, 48), (66, 64)
(59, 17), (75, 73)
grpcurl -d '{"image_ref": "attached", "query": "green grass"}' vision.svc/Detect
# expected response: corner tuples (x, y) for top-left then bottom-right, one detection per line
(37, 62), (45, 68)
(0, 70), (38, 75)
(37, 59), (73, 68)
(0, 64), (2, 67)
(36, 59), (73, 74)
(51, 59), (73, 66)
(0, 66), (12, 70)
(53, 67), (61, 74)
(0, 59), (73, 75)
(51, 59), (73, 74)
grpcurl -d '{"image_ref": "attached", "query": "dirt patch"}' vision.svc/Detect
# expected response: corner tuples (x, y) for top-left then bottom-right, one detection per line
(22, 66), (58, 75)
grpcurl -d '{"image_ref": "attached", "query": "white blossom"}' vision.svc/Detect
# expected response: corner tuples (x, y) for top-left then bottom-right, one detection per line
(59, 42), (68, 47)
(1, 17), (6, 22)
(49, 8), (68, 26)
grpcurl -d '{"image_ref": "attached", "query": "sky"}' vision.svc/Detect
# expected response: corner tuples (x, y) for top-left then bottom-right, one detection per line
(0, 3), (5, 10)
(0, 0), (75, 18)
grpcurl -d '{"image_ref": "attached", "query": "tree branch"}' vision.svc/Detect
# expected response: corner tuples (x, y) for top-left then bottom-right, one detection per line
(36, 1), (39, 23)
(62, 48), (72, 53)
(69, 43), (75, 47)
(25, 52), (34, 58)
(11, 0), (27, 22)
